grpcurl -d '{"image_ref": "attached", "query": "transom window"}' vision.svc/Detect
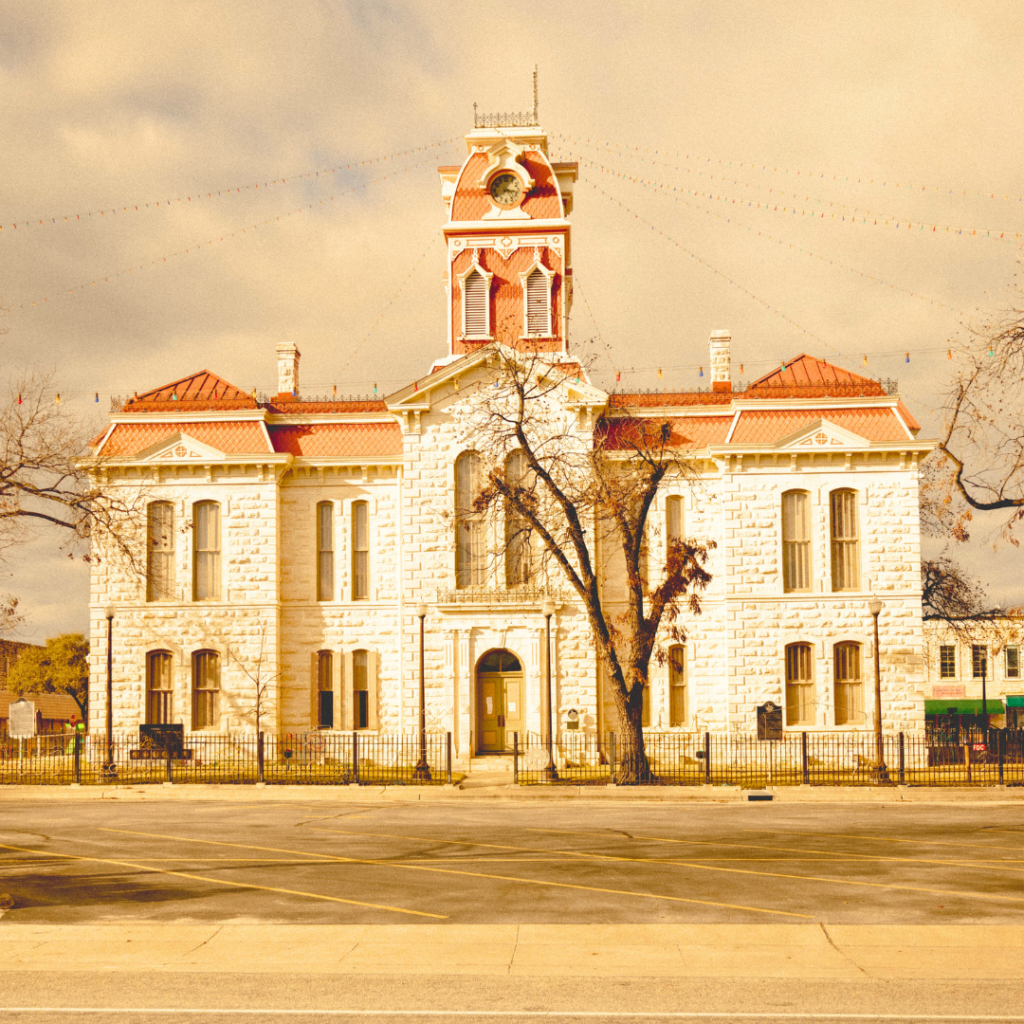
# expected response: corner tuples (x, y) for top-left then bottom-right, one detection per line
(785, 643), (814, 726)
(478, 650), (522, 673)
(782, 490), (811, 592)
(830, 490), (860, 592)
(939, 644), (957, 679)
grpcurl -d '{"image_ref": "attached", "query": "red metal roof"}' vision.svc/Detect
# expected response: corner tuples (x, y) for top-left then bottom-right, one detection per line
(121, 371), (258, 412)
(730, 407), (909, 445)
(747, 354), (886, 396)
(599, 415), (732, 451)
(0, 691), (81, 721)
(99, 421), (271, 457)
(269, 423), (402, 458)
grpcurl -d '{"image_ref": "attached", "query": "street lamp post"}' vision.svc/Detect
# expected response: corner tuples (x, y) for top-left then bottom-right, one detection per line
(542, 597), (558, 780)
(868, 596), (889, 783)
(413, 602), (431, 781)
(104, 606), (116, 774)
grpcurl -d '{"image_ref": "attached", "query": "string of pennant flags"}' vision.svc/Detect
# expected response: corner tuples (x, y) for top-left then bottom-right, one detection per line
(3, 154), (444, 314)
(553, 132), (1024, 208)
(570, 275), (617, 373)
(0, 138), (459, 237)
(576, 157), (971, 318)
(565, 148), (1023, 248)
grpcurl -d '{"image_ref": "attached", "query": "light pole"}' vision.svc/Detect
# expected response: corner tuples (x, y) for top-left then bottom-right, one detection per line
(868, 596), (889, 783)
(542, 597), (558, 779)
(413, 602), (431, 781)
(104, 606), (116, 774)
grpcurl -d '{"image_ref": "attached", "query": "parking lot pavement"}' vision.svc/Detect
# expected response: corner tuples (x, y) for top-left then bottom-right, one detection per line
(2, 800), (1023, 1022)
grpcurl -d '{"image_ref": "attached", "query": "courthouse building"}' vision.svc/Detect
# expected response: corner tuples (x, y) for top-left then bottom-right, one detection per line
(86, 111), (935, 760)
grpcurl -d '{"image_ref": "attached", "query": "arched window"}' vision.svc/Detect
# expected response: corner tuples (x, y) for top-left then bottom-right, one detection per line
(834, 642), (863, 726)
(463, 268), (490, 339)
(352, 501), (369, 600)
(192, 650), (220, 730)
(147, 502), (175, 602)
(785, 643), (813, 726)
(830, 490), (860, 592)
(524, 265), (552, 337)
(668, 644), (687, 727)
(505, 450), (533, 587)
(192, 501), (221, 601)
(353, 650), (369, 730)
(146, 651), (173, 725)
(782, 490), (811, 592)
(316, 502), (334, 602)
(317, 650), (334, 729)
(456, 451), (485, 588)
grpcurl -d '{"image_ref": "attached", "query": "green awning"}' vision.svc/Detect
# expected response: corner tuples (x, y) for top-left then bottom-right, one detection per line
(1005, 695), (1024, 708)
(925, 699), (1005, 715)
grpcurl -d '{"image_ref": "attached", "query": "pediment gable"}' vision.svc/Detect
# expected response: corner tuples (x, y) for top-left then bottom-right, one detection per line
(137, 432), (226, 462)
(775, 419), (870, 450)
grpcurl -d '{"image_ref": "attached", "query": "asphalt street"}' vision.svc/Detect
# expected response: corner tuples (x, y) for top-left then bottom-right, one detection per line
(0, 799), (1022, 1023)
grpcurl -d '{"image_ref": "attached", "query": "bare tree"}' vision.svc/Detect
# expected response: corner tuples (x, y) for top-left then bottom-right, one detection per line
(934, 295), (1024, 541)
(466, 343), (713, 784)
(229, 622), (278, 735)
(922, 556), (1021, 649)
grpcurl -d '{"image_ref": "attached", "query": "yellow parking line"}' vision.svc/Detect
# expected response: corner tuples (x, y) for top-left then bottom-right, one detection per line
(315, 826), (1024, 909)
(0, 842), (445, 919)
(99, 827), (812, 920)
(745, 828), (1024, 854)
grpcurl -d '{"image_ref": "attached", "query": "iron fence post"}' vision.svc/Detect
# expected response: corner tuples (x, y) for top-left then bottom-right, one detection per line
(704, 731), (712, 785)
(166, 739), (173, 784)
(801, 732), (809, 784)
(257, 732), (265, 784)
(73, 732), (82, 784)
(446, 731), (452, 785)
(998, 730), (1005, 785)
(609, 733), (616, 781)
(513, 732), (519, 784)
(898, 732), (905, 785)
(352, 731), (359, 785)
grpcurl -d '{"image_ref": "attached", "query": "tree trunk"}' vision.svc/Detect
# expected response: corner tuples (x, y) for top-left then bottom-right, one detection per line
(614, 683), (652, 785)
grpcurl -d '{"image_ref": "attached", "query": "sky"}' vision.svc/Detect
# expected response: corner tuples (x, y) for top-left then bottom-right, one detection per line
(2, 0), (1023, 642)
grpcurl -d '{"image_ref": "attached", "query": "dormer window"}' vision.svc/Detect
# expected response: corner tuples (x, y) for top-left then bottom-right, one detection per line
(458, 257), (493, 341)
(521, 260), (554, 338)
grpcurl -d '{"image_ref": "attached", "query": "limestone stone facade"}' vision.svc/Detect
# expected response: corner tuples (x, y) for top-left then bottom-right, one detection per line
(85, 116), (935, 759)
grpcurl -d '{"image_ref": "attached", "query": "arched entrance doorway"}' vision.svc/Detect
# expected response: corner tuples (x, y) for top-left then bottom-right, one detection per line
(476, 649), (524, 754)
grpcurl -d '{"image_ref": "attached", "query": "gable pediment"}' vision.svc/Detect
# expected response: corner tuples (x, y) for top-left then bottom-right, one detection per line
(138, 432), (226, 462)
(776, 419), (870, 450)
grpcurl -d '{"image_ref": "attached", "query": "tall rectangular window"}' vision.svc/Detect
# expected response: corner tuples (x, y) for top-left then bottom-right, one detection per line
(456, 452), (485, 588)
(782, 491), (811, 592)
(939, 645), (957, 679)
(317, 651), (334, 729)
(193, 501), (221, 601)
(147, 502), (175, 602)
(192, 651), (220, 730)
(352, 502), (369, 600)
(317, 502), (334, 602)
(830, 490), (860, 592)
(505, 450), (533, 587)
(353, 650), (369, 729)
(785, 643), (814, 726)
(972, 644), (988, 679)
(1007, 646), (1020, 680)
(146, 651), (173, 725)
(834, 642), (863, 726)
(666, 496), (683, 551)
(668, 645), (687, 727)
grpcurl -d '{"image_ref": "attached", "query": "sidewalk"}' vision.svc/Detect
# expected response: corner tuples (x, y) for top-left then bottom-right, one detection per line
(1, 923), (1022, 979)
(1, 778), (1023, 802)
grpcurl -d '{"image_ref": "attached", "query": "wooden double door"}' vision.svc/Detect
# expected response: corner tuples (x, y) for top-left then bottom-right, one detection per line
(476, 649), (524, 754)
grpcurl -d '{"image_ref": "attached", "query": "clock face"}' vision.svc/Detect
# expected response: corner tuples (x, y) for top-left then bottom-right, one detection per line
(489, 172), (524, 207)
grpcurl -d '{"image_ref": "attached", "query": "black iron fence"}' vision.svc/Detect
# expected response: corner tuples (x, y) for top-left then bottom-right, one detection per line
(0, 731), (453, 786)
(513, 730), (1024, 786)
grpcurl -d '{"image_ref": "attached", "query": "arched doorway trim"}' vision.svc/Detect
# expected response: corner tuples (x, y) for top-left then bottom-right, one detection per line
(475, 647), (524, 754)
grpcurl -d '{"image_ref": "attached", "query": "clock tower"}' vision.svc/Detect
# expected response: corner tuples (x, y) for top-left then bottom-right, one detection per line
(437, 87), (577, 359)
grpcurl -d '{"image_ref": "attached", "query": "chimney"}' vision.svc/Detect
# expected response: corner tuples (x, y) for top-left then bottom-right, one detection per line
(709, 330), (731, 393)
(276, 342), (300, 399)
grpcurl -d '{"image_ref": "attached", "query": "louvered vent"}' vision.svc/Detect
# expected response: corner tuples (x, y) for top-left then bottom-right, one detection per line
(464, 272), (489, 337)
(526, 268), (550, 336)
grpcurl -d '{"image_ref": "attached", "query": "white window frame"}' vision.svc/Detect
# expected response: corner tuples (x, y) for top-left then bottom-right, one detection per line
(457, 256), (493, 341)
(520, 257), (555, 339)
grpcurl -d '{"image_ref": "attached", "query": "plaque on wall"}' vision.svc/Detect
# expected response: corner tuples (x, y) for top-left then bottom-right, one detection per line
(757, 701), (783, 741)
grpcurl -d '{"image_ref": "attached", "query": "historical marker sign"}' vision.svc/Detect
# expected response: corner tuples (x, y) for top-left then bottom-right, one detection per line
(8, 699), (36, 739)
(757, 701), (783, 741)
